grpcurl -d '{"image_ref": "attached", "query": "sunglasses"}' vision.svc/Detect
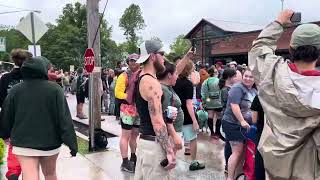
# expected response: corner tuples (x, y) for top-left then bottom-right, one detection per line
(155, 51), (165, 56)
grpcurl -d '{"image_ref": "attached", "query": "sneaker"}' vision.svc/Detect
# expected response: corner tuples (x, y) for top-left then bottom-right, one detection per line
(130, 156), (137, 166)
(8, 174), (19, 180)
(121, 160), (135, 173)
(189, 161), (205, 171)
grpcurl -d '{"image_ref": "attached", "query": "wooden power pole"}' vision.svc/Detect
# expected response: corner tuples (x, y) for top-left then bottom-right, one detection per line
(87, 0), (101, 151)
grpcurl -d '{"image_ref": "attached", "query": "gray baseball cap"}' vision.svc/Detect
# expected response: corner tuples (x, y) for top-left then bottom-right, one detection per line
(136, 40), (164, 64)
(290, 23), (320, 50)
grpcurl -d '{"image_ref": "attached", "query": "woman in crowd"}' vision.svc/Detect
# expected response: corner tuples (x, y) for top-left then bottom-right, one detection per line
(201, 67), (223, 142)
(114, 68), (123, 121)
(222, 68), (257, 180)
(108, 69), (116, 115)
(0, 56), (77, 180)
(157, 61), (184, 152)
(218, 68), (237, 173)
(173, 60), (205, 171)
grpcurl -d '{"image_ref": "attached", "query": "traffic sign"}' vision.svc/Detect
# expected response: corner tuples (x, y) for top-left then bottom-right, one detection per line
(84, 48), (95, 73)
(16, 12), (48, 43)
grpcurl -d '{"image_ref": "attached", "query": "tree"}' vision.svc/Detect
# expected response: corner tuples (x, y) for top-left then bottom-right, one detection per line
(169, 34), (191, 58)
(38, 2), (121, 70)
(119, 4), (145, 54)
(150, 36), (163, 44)
(0, 28), (29, 62)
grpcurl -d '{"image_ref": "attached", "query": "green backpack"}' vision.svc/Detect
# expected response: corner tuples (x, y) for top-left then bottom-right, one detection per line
(204, 78), (222, 109)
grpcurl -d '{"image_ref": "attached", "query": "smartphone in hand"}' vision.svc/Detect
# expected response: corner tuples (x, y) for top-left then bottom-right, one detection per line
(160, 158), (169, 167)
(291, 12), (301, 23)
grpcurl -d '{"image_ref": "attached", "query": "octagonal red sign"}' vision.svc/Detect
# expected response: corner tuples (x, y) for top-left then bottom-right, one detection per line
(84, 48), (95, 73)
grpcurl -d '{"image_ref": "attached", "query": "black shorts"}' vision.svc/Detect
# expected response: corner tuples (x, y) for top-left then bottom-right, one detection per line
(76, 94), (85, 104)
(222, 120), (246, 142)
(205, 107), (223, 112)
(120, 120), (139, 130)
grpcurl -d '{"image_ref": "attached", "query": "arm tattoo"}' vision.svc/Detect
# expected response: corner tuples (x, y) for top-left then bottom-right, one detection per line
(148, 100), (156, 115)
(155, 125), (174, 155)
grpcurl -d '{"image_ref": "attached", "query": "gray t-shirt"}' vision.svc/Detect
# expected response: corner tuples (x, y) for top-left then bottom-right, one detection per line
(161, 84), (184, 132)
(222, 83), (257, 125)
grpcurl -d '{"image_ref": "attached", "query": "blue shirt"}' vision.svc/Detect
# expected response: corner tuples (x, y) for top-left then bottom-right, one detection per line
(222, 83), (257, 125)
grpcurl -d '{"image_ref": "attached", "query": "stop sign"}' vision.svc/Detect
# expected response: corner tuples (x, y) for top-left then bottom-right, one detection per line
(84, 48), (95, 73)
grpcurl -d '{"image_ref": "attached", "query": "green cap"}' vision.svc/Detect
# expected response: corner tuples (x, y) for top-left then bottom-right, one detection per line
(290, 23), (320, 50)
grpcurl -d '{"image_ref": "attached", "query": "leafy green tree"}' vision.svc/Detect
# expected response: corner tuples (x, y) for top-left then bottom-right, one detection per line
(0, 28), (29, 62)
(119, 4), (145, 54)
(169, 34), (191, 58)
(39, 2), (121, 70)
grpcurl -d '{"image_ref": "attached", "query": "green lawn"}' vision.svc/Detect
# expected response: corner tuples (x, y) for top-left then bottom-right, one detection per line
(0, 139), (5, 165)
(77, 137), (89, 155)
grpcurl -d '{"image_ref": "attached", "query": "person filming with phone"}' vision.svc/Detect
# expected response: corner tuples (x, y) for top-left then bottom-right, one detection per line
(249, 10), (320, 179)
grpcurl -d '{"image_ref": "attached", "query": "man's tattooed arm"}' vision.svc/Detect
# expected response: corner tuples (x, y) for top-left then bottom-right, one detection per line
(146, 83), (174, 155)
(155, 125), (174, 155)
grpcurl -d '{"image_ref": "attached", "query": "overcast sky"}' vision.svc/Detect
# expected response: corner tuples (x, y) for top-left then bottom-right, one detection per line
(0, 0), (319, 51)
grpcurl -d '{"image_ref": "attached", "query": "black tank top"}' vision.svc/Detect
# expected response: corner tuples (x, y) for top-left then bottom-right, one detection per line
(135, 73), (156, 136)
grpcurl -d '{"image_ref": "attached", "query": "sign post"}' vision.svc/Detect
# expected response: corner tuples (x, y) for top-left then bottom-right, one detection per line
(16, 12), (48, 56)
(84, 48), (95, 151)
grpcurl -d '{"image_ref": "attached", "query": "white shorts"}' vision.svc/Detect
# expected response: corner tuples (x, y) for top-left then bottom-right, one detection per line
(13, 146), (60, 157)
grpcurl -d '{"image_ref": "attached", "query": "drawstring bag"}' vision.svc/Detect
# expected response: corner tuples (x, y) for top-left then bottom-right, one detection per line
(196, 110), (208, 129)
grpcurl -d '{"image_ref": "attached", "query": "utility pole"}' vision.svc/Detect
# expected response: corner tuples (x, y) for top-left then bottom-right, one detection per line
(87, 0), (101, 151)
(30, 12), (36, 56)
(281, 0), (284, 10)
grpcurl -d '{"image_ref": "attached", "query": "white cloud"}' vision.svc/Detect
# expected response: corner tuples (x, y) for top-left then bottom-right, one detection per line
(1, 0), (320, 53)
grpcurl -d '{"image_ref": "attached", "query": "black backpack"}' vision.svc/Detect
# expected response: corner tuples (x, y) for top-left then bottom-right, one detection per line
(94, 128), (108, 150)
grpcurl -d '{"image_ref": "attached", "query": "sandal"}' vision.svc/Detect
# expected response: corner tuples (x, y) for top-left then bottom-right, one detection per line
(189, 161), (205, 171)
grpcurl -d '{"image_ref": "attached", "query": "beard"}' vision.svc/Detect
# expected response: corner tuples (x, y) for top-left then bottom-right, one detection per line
(154, 57), (165, 73)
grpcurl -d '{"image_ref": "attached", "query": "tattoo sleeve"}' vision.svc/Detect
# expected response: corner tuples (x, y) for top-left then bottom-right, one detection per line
(147, 85), (174, 155)
(155, 125), (174, 155)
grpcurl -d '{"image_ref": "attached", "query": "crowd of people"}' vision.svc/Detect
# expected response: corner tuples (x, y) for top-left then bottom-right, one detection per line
(1, 9), (320, 180)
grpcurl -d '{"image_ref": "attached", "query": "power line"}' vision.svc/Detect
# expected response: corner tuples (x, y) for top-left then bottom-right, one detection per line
(0, 4), (39, 12)
(0, 4), (26, 10)
(91, 0), (109, 48)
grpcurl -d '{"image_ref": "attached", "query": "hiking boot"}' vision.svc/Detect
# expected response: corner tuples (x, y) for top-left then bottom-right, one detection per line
(8, 174), (19, 180)
(189, 161), (205, 171)
(130, 156), (137, 171)
(130, 156), (137, 166)
(121, 160), (135, 173)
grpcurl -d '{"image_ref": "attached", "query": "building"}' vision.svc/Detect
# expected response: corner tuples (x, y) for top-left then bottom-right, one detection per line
(185, 18), (320, 66)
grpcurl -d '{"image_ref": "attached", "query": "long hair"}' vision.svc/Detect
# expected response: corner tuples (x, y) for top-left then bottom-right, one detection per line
(179, 60), (194, 78)
(156, 60), (176, 80)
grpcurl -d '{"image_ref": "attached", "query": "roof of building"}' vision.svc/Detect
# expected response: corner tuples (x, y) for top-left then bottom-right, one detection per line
(205, 18), (263, 32)
(211, 21), (320, 56)
(185, 18), (263, 38)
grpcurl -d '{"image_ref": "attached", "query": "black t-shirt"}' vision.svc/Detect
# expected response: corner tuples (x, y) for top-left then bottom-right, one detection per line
(250, 96), (264, 134)
(173, 77), (194, 125)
